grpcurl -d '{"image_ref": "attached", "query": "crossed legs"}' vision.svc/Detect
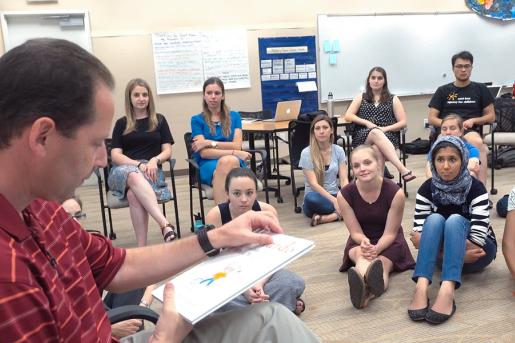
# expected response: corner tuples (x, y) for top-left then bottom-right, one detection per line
(365, 128), (411, 177)
(126, 171), (170, 247)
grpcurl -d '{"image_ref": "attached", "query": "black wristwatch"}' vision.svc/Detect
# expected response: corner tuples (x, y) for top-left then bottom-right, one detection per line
(197, 224), (220, 257)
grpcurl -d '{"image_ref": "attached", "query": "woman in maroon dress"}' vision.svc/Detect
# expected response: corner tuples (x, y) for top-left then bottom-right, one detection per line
(337, 144), (415, 309)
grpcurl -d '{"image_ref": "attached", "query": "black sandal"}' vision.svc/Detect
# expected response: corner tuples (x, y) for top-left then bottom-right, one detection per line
(401, 170), (416, 182)
(161, 224), (177, 243)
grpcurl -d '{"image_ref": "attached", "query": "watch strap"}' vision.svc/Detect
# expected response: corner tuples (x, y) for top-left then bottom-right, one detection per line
(197, 224), (220, 257)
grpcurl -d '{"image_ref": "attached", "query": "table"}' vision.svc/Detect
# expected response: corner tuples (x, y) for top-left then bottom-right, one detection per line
(243, 116), (350, 203)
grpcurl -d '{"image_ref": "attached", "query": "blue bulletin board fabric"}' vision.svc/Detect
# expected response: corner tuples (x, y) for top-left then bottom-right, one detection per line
(466, 0), (515, 21)
(258, 36), (318, 116)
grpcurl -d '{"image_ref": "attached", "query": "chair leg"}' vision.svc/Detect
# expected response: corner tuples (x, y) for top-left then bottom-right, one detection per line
(107, 208), (116, 240)
(97, 174), (109, 237)
(490, 143), (497, 195)
(169, 169), (181, 238)
(189, 186), (195, 232)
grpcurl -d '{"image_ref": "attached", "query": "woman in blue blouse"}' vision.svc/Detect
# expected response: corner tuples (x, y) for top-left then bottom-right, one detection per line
(191, 77), (251, 204)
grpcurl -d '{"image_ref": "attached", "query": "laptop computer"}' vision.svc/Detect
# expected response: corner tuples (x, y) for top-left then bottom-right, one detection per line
(487, 85), (502, 99)
(263, 100), (302, 122)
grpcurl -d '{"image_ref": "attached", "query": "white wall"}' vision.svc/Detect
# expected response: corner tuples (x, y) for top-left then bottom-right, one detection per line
(0, 0), (470, 170)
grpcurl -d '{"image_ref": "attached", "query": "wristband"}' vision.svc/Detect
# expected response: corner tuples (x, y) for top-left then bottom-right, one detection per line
(197, 224), (220, 257)
(137, 162), (144, 169)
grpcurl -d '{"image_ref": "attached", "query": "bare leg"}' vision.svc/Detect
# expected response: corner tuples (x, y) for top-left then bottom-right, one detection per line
(377, 256), (393, 290)
(127, 188), (150, 247)
(212, 155), (241, 204)
(464, 132), (487, 185)
(431, 280), (455, 314)
(370, 144), (385, 175)
(126, 172), (169, 228)
(408, 277), (430, 310)
(365, 129), (410, 175)
(318, 212), (339, 224)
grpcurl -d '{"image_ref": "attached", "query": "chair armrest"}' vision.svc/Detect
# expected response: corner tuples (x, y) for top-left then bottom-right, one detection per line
(108, 305), (159, 325)
(186, 158), (200, 170)
(165, 157), (176, 169)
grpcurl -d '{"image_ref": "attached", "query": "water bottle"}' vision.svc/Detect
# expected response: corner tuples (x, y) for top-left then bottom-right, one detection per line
(327, 92), (334, 117)
(193, 213), (204, 233)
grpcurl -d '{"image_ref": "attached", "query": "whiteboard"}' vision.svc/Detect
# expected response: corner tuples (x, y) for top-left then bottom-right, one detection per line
(152, 30), (250, 94)
(317, 12), (515, 102)
(1, 10), (92, 52)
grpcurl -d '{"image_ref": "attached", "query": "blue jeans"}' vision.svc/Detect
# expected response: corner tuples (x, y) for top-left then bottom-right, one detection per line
(302, 192), (336, 218)
(413, 213), (470, 288)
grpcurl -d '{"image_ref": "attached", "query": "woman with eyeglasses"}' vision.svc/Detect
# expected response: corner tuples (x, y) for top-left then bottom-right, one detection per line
(205, 168), (306, 315)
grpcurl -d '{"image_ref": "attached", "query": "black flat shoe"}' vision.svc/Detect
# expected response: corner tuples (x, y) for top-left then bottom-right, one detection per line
(348, 267), (367, 309)
(425, 300), (456, 324)
(407, 298), (429, 321)
(364, 260), (385, 297)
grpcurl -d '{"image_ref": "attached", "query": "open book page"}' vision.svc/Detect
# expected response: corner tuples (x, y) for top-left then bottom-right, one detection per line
(152, 233), (314, 324)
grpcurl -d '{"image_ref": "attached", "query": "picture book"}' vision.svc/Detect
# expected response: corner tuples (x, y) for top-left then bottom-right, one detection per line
(152, 232), (314, 324)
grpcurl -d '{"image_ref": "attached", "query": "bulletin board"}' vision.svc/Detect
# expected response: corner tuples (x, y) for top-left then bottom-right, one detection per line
(258, 36), (318, 116)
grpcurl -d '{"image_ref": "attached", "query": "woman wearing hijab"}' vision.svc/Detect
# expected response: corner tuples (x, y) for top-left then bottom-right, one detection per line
(407, 136), (497, 324)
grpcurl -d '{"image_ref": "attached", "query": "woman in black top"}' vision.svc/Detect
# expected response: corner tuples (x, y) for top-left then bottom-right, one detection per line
(108, 78), (176, 246)
(205, 168), (306, 315)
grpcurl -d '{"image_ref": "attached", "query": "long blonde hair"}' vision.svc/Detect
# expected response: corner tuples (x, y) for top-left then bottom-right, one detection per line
(202, 77), (231, 137)
(123, 78), (158, 135)
(309, 115), (334, 186)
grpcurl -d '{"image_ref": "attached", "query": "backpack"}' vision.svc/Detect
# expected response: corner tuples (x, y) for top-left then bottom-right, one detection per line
(496, 194), (509, 218)
(403, 138), (430, 154)
(487, 146), (515, 169)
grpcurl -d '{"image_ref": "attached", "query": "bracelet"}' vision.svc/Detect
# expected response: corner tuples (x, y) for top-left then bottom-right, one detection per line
(137, 162), (144, 169)
(139, 300), (149, 308)
(197, 224), (220, 257)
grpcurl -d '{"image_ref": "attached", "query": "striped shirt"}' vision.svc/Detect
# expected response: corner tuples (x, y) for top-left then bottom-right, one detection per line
(0, 195), (126, 342)
(413, 178), (496, 247)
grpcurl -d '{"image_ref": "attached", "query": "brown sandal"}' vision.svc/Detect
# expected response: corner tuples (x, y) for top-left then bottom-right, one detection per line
(294, 298), (306, 315)
(310, 214), (322, 227)
(161, 224), (177, 243)
(401, 170), (416, 182)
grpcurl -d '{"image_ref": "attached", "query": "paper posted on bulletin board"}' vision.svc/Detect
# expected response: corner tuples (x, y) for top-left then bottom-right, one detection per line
(152, 30), (251, 94)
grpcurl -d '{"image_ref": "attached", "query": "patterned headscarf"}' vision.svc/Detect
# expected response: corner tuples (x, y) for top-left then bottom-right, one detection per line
(429, 135), (472, 206)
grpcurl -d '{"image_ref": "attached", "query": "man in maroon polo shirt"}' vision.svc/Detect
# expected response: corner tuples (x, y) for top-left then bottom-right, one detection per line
(0, 39), (320, 342)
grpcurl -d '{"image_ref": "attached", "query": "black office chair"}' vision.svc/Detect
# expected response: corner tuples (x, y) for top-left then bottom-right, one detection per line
(288, 116), (341, 213)
(184, 132), (269, 231)
(484, 97), (515, 195)
(95, 139), (180, 240)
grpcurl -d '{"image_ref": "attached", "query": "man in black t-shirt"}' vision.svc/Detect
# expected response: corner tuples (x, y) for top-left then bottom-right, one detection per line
(428, 51), (495, 184)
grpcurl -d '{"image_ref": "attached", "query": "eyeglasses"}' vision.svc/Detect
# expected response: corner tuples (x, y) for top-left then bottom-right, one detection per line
(453, 64), (472, 70)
